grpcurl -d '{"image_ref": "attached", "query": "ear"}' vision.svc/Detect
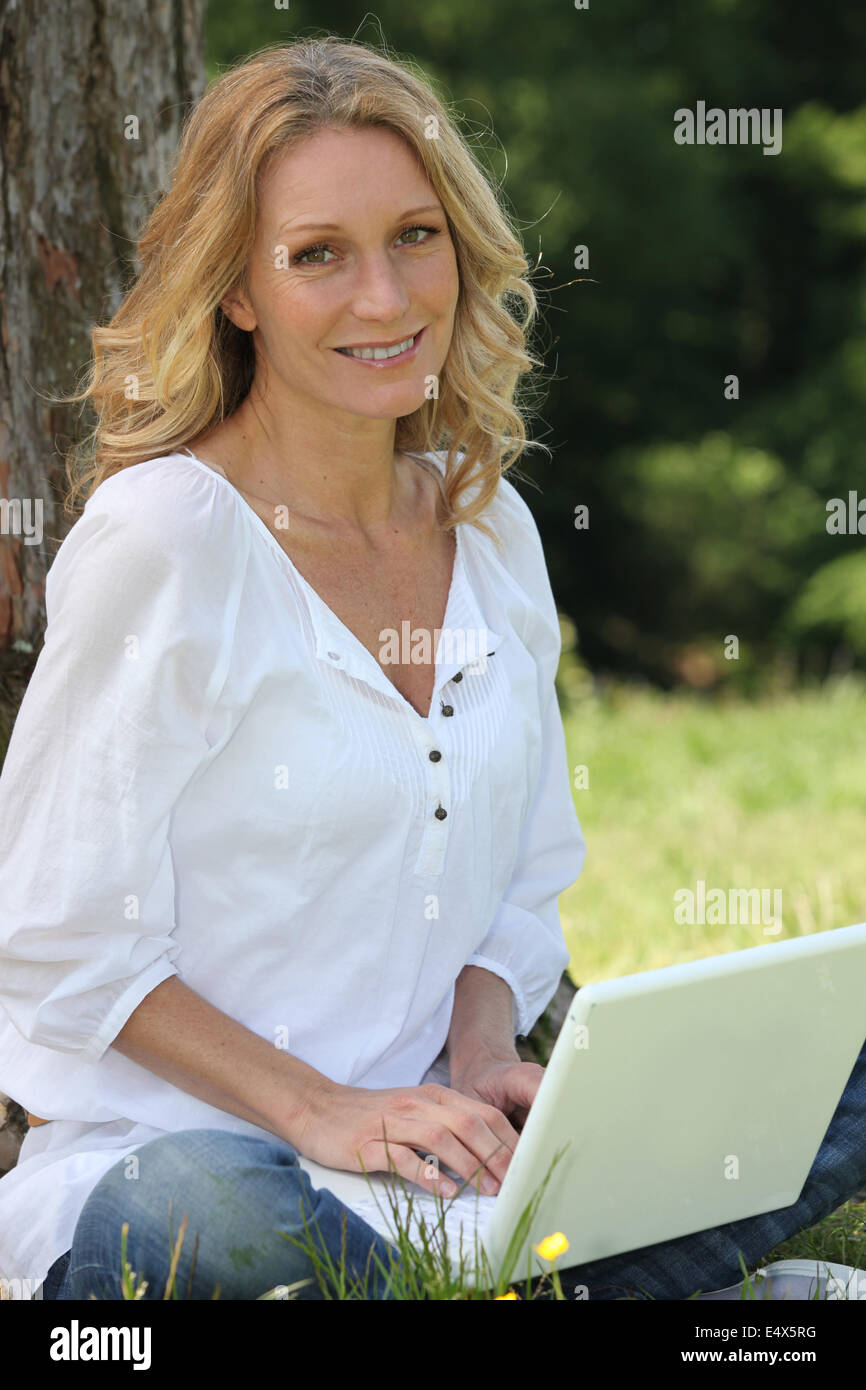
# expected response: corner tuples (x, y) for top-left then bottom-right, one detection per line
(220, 287), (257, 333)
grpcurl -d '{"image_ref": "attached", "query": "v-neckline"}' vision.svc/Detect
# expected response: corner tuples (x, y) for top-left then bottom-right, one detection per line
(178, 447), (463, 722)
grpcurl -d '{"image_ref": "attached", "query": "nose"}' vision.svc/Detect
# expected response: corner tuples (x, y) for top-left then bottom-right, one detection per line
(349, 248), (411, 326)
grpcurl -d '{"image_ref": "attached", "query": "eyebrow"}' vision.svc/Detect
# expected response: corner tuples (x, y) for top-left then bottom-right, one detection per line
(278, 204), (444, 236)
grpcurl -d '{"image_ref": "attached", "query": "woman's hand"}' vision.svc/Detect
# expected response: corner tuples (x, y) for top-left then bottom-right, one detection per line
(449, 1056), (546, 1133)
(445, 967), (543, 1130)
(294, 1077), (523, 1197)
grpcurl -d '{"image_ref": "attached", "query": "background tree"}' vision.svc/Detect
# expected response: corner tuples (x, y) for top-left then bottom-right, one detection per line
(0, 0), (206, 754)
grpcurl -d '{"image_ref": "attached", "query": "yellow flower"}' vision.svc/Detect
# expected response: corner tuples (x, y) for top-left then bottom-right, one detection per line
(534, 1231), (570, 1262)
(494, 1290), (519, 1299)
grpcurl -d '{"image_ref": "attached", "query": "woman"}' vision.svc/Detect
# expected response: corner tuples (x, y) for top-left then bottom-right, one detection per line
(0, 37), (864, 1303)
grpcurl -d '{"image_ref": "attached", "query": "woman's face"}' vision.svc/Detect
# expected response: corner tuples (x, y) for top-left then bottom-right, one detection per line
(226, 124), (460, 424)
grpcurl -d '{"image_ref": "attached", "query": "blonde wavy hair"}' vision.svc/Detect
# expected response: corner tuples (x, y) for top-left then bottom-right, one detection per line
(62, 34), (551, 542)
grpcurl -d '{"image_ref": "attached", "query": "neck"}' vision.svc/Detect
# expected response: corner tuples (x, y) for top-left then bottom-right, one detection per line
(206, 388), (410, 536)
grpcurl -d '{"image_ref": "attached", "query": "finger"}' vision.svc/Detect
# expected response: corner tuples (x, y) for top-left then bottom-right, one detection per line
(429, 1083), (523, 1157)
(363, 1094), (519, 1192)
(368, 1112), (507, 1195)
(413, 1108), (515, 1193)
(443, 1105), (518, 1188)
(441, 1091), (523, 1173)
(359, 1139), (463, 1199)
(498, 1063), (545, 1112)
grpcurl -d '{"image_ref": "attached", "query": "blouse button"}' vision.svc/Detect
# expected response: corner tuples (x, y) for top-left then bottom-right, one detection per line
(429, 749), (442, 762)
(434, 805), (447, 820)
(452, 672), (463, 683)
(327, 651), (340, 661)
(441, 704), (454, 717)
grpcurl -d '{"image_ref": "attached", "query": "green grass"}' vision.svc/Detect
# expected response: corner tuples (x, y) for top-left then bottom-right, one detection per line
(557, 670), (866, 1278)
(559, 672), (866, 981)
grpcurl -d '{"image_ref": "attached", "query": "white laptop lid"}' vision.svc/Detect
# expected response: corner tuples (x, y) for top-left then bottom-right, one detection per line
(297, 922), (866, 1293)
(480, 920), (866, 1286)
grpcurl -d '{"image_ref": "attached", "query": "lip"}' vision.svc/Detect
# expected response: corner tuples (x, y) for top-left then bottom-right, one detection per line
(333, 326), (426, 367)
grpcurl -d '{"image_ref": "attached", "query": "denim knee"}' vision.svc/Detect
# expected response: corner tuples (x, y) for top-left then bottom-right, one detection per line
(62, 1127), (348, 1299)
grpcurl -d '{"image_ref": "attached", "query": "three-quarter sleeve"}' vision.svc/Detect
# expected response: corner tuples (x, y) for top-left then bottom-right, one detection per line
(466, 677), (585, 1038)
(466, 476), (586, 1039)
(0, 463), (249, 1062)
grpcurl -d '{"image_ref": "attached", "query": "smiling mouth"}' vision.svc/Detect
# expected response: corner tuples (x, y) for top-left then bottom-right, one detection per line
(334, 327), (425, 362)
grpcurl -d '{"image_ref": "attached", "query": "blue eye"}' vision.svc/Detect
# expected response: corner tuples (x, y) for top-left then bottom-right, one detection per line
(292, 223), (441, 265)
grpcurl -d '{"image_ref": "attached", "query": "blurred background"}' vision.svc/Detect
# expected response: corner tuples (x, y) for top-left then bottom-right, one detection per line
(3, 0), (866, 991)
(208, 1), (866, 983)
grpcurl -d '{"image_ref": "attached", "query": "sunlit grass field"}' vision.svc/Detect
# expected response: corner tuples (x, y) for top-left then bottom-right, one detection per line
(557, 671), (866, 1277)
(559, 673), (866, 981)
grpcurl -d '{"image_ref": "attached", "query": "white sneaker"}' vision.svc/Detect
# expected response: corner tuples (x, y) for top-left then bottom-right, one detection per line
(694, 1258), (866, 1300)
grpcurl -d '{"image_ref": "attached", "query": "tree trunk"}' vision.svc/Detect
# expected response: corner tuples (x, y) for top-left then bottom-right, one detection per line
(0, 0), (206, 1207)
(0, 0), (206, 754)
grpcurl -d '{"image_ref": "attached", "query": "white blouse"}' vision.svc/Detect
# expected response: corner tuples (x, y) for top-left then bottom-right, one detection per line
(0, 447), (585, 1295)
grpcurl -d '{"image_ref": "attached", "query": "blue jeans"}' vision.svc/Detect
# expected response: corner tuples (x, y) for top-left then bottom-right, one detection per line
(42, 1038), (866, 1301)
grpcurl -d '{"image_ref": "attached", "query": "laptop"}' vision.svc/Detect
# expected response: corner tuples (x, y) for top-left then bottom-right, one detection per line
(297, 921), (866, 1292)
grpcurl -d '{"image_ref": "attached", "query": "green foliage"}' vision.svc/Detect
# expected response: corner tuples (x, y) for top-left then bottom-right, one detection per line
(787, 551), (866, 656)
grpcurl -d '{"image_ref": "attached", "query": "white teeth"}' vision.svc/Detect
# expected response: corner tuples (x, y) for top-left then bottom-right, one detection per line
(338, 335), (416, 360)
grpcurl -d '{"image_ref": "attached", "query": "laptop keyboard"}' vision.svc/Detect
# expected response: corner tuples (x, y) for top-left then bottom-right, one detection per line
(345, 1178), (499, 1264)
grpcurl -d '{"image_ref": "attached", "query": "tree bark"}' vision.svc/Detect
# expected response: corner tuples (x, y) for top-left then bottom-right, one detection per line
(0, 0), (206, 750)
